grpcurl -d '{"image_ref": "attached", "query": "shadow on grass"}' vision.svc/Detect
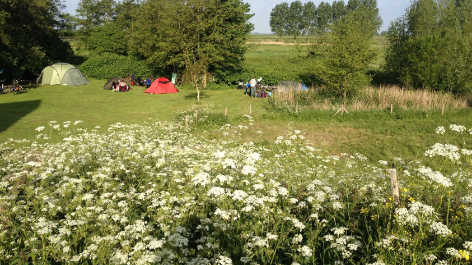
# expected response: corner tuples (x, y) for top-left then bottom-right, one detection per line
(184, 92), (210, 100)
(0, 100), (41, 134)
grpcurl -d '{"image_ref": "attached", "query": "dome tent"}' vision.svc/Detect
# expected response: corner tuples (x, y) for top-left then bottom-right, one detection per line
(36, 63), (90, 86)
(144, 77), (179, 94)
(277, 81), (308, 91)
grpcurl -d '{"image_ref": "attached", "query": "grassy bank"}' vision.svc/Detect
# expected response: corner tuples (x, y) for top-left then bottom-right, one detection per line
(1, 82), (470, 168)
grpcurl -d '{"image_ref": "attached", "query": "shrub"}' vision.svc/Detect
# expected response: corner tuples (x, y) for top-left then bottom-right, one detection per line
(80, 53), (153, 79)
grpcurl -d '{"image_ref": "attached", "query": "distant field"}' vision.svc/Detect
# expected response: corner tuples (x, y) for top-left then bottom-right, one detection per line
(246, 34), (388, 66)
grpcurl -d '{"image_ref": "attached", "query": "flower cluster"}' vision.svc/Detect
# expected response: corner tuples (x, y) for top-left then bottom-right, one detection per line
(0, 119), (469, 265)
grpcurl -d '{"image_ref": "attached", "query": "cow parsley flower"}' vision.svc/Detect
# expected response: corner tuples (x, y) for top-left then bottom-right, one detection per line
(298, 245), (313, 257)
(464, 241), (472, 251)
(424, 143), (460, 162)
(241, 165), (257, 176)
(450, 124), (466, 133)
(436, 126), (446, 134)
(430, 221), (452, 237)
(192, 172), (210, 187)
(292, 234), (303, 244)
(217, 255), (232, 265)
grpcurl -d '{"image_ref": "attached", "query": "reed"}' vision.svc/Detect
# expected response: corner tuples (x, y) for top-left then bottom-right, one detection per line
(272, 85), (470, 111)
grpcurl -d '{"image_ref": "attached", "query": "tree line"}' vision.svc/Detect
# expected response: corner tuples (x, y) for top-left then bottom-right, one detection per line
(1, 0), (471, 97)
(269, 0), (381, 41)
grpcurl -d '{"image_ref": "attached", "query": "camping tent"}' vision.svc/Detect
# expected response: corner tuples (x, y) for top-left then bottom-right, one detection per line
(103, 77), (122, 90)
(144, 77), (179, 94)
(36, 63), (90, 86)
(277, 81), (308, 91)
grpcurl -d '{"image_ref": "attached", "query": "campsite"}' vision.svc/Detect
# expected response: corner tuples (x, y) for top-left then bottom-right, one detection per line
(1, 38), (472, 265)
(1, 78), (471, 264)
(1, 0), (472, 264)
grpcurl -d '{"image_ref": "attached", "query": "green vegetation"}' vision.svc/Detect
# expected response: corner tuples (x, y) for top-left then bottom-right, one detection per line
(385, 0), (472, 94)
(1, 83), (470, 166)
(0, 91), (471, 263)
(0, 0), (75, 80)
(1, 0), (472, 264)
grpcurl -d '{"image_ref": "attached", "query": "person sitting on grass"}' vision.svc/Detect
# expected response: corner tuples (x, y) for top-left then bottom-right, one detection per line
(119, 80), (129, 92)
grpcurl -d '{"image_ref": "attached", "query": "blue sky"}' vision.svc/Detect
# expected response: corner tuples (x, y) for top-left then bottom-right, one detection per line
(62, 0), (411, 33)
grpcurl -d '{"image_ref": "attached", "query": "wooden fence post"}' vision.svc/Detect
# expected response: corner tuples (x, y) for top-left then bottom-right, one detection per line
(391, 104), (393, 113)
(225, 107), (227, 117)
(442, 104), (445, 116)
(390, 163), (400, 205)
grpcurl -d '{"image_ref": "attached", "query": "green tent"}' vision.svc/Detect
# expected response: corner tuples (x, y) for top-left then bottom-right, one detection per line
(36, 63), (90, 86)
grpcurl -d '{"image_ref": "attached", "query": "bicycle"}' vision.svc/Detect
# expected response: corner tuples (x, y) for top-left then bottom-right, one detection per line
(10, 79), (25, 95)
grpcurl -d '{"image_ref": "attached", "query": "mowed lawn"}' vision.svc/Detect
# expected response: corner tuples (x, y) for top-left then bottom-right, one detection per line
(0, 79), (265, 142)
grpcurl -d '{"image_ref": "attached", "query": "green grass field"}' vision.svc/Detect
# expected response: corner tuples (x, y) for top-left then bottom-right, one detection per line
(1, 79), (470, 169)
(0, 80), (266, 142)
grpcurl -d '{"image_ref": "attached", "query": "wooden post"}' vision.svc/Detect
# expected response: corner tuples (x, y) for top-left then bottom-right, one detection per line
(250, 104), (252, 115)
(391, 104), (393, 113)
(334, 105), (348, 116)
(185, 115), (189, 129)
(296, 103), (298, 113)
(442, 104), (445, 116)
(390, 163), (399, 205)
(225, 107), (227, 117)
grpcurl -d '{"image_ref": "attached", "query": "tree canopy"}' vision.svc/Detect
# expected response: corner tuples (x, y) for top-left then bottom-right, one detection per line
(0, 0), (74, 80)
(130, 0), (254, 85)
(385, 0), (472, 94)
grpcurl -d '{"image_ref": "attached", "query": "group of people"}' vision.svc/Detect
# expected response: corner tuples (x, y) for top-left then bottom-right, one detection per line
(239, 77), (271, 98)
(131, 74), (152, 87)
(112, 79), (129, 92)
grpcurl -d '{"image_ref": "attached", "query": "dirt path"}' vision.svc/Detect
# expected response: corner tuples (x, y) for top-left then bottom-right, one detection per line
(246, 41), (312, 46)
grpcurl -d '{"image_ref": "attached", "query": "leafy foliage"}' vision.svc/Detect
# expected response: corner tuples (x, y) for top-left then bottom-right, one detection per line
(87, 23), (127, 55)
(312, 2), (381, 98)
(385, 0), (472, 94)
(0, 0), (74, 80)
(130, 0), (253, 86)
(80, 52), (153, 79)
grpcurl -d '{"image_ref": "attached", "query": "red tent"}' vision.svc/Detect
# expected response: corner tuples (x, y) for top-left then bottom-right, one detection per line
(144, 77), (179, 94)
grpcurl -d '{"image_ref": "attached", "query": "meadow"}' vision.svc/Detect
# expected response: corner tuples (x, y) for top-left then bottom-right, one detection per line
(0, 38), (471, 264)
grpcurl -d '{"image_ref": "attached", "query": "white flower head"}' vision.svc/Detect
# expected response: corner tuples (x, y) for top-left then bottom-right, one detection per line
(436, 126), (446, 134)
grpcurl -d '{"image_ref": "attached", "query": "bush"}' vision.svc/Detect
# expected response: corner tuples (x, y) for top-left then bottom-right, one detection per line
(80, 53), (153, 79)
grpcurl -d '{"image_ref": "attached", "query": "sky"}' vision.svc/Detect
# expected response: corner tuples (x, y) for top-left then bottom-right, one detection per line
(62, 0), (411, 33)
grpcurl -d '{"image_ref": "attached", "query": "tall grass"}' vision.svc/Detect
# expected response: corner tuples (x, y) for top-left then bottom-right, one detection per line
(271, 85), (470, 112)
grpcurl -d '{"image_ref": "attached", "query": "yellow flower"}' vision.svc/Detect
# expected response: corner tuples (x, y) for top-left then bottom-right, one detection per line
(459, 250), (470, 260)
(408, 197), (415, 202)
(361, 207), (369, 214)
(402, 188), (408, 192)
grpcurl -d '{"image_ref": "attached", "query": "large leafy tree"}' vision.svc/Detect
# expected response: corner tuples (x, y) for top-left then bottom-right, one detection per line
(131, 0), (253, 87)
(331, 0), (347, 22)
(74, 0), (139, 56)
(287, 0), (304, 40)
(314, 1), (381, 98)
(270, 2), (289, 41)
(0, 0), (74, 80)
(385, 0), (472, 94)
(75, 0), (118, 52)
(316, 2), (333, 33)
(303, 1), (317, 42)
